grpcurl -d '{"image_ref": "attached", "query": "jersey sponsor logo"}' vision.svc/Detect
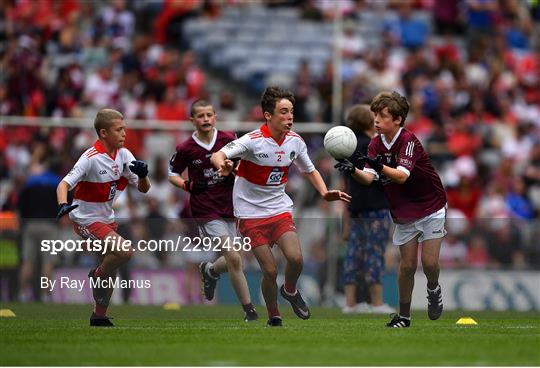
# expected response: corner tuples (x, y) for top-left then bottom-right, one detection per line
(98, 170), (108, 175)
(405, 142), (414, 157)
(225, 141), (236, 149)
(399, 158), (412, 166)
(266, 168), (285, 185)
(192, 159), (203, 164)
(203, 168), (225, 185)
(108, 182), (117, 200)
(237, 160), (289, 186)
(74, 177), (128, 202)
(257, 153), (269, 158)
(290, 151), (296, 161)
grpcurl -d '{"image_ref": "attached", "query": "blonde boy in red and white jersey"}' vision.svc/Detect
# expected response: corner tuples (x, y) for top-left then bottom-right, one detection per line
(211, 86), (351, 327)
(56, 108), (151, 327)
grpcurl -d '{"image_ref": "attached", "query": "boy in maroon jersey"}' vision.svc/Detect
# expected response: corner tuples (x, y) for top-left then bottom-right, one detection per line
(168, 99), (257, 322)
(335, 91), (446, 328)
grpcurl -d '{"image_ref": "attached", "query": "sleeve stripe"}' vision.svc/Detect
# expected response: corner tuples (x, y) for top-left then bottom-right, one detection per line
(363, 168), (379, 180)
(397, 166), (411, 177)
(405, 141), (414, 157)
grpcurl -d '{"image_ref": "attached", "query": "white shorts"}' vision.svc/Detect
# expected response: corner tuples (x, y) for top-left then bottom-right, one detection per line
(198, 219), (237, 238)
(183, 219), (237, 264)
(393, 206), (447, 246)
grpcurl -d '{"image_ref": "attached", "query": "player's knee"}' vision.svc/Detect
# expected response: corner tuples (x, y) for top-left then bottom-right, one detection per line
(287, 253), (303, 269)
(226, 252), (242, 271)
(117, 249), (133, 263)
(421, 258), (439, 272)
(399, 262), (417, 276)
(262, 267), (277, 281)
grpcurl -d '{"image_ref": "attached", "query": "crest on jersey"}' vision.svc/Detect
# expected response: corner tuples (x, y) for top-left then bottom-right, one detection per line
(290, 151), (296, 161)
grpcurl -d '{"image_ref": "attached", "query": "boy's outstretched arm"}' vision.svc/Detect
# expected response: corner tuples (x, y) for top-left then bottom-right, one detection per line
(304, 169), (351, 202)
(211, 151), (234, 176)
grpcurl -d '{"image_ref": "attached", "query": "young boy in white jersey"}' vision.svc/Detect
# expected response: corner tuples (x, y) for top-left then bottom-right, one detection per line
(56, 108), (151, 327)
(168, 99), (257, 322)
(211, 86), (351, 326)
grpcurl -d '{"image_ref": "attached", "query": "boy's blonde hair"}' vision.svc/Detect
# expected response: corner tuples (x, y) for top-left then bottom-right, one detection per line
(94, 109), (124, 136)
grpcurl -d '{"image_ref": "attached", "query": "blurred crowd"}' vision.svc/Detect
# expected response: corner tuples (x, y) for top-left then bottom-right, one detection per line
(1, 0), (539, 302)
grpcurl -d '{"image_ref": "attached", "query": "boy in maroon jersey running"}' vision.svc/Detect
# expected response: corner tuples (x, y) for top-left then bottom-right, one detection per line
(335, 91), (446, 328)
(168, 99), (257, 322)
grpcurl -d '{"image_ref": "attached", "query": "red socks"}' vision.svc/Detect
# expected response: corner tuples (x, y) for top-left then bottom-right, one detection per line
(267, 306), (280, 319)
(284, 281), (297, 295)
(93, 266), (109, 317)
(95, 266), (106, 278)
(95, 304), (107, 317)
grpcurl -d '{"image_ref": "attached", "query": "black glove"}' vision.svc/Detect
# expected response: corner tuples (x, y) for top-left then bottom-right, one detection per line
(56, 203), (78, 221)
(129, 160), (148, 179)
(334, 159), (356, 175)
(361, 155), (384, 174)
(183, 180), (207, 194)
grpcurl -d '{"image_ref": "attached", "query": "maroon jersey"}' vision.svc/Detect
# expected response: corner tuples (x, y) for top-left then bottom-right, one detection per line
(168, 129), (236, 220)
(366, 128), (446, 224)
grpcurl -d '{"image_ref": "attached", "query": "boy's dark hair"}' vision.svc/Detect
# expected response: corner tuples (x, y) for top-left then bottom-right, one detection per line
(260, 86), (295, 117)
(346, 104), (373, 133)
(370, 91), (410, 126)
(190, 99), (214, 117)
(94, 108), (123, 136)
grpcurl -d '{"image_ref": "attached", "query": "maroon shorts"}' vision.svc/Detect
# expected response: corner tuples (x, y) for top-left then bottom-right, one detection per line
(237, 212), (296, 249)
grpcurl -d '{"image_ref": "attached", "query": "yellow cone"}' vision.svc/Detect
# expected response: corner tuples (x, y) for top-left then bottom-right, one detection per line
(0, 309), (16, 317)
(163, 302), (181, 311)
(456, 317), (477, 325)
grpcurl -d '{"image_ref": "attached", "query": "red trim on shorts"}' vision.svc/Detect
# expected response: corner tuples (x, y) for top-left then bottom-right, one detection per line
(238, 212), (296, 249)
(73, 221), (118, 242)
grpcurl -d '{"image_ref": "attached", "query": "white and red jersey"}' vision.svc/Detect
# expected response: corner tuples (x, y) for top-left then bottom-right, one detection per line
(62, 140), (139, 225)
(220, 124), (315, 219)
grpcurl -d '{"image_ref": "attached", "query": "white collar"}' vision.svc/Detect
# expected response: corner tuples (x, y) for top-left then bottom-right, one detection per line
(382, 127), (403, 150)
(192, 128), (218, 151)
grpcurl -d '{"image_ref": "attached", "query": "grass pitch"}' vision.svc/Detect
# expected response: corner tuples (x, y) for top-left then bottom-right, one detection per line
(0, 303), (538, 366)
